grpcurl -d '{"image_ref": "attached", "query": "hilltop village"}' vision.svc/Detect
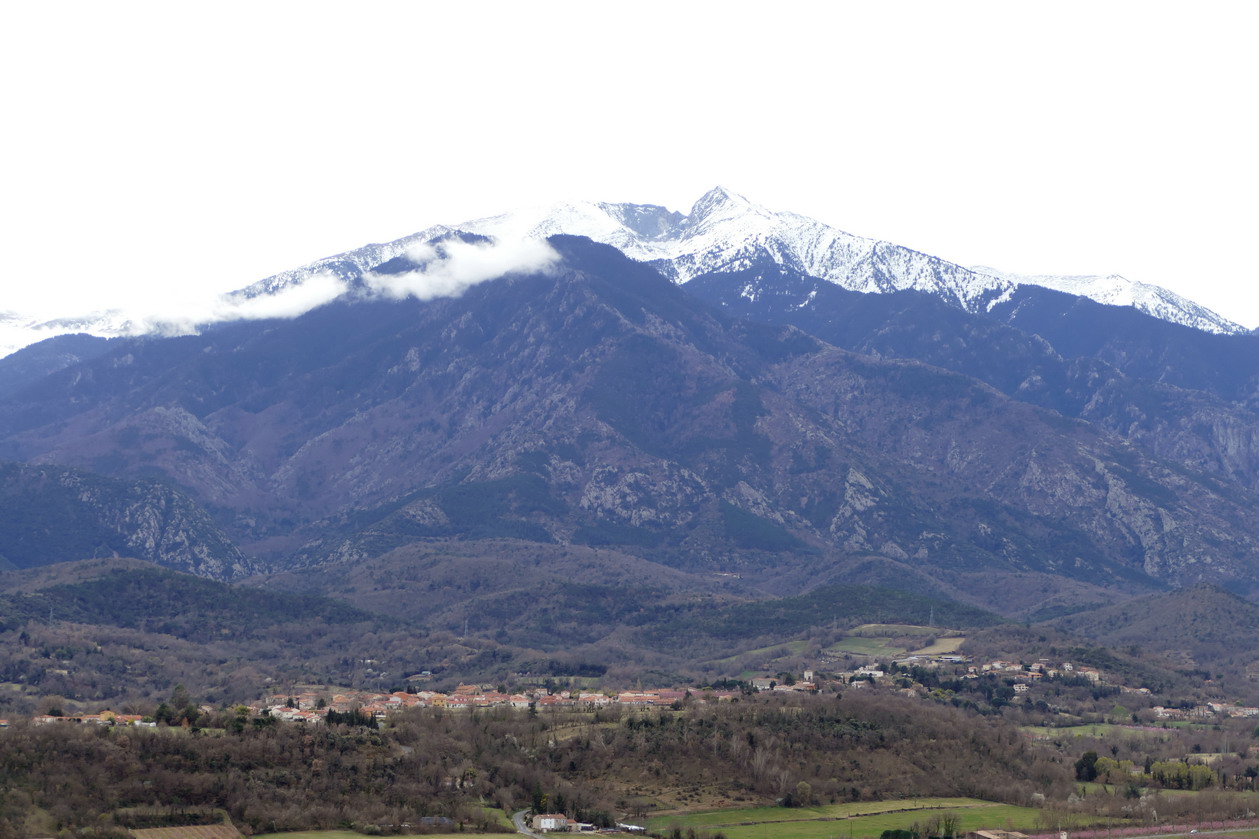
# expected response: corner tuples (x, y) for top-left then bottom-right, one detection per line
(16, 644), (1258, 730)
(241, 651), (1259, 726)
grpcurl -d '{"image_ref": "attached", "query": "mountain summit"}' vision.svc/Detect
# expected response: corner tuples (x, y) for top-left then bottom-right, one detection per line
(240, 187), (1239, 335)
(0, 189), (1241, 359)
(417, 187), (1012, 313)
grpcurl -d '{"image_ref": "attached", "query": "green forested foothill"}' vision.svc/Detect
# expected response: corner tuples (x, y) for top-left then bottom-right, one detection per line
(639, 585), (1001, 650)
(4, 568), (374, 639)
(0, 566), (492, 712)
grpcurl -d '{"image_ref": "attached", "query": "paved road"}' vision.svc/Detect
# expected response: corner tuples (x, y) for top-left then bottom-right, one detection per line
(513, 810), (546, 839)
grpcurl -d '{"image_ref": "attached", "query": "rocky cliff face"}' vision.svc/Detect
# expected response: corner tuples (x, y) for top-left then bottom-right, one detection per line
(0, 462), (250, 579)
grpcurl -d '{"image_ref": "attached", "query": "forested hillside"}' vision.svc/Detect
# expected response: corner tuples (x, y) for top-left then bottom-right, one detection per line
(0, 693), (1065, 838)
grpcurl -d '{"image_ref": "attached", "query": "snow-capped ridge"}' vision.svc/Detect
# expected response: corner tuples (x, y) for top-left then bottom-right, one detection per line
(221, 188), (1244, 339)
(972, 266), (1242, 335)
(401, 187), (1010, 314)
(1, 188), (1244, 358)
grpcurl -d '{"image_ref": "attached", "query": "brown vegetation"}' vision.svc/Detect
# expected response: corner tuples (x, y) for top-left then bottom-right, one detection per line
(0, 693), (1066, 839)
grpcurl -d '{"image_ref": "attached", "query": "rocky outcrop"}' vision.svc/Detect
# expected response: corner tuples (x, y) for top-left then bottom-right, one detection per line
(0, 462), (250, 579)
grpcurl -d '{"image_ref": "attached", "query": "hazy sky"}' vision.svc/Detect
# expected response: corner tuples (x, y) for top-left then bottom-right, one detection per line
(3, 2), (1256, 325)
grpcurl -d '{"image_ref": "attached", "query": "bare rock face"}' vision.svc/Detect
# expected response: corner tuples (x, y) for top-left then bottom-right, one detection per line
(579, 465), (709, 528)
(0, 462), (250, 579)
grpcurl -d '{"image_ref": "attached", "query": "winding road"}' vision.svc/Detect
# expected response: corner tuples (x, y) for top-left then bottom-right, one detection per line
(513, 810), (546, 839)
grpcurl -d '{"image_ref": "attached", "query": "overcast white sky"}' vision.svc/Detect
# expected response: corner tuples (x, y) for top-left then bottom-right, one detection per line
(3, 2), (1257, 325)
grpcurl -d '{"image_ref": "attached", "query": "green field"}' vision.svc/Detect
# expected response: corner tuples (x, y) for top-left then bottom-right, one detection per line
(826, 625), (965, 659)
(256, 833), (502, 839)
(646, 798), (1044, 838)
(827, 637), (906, 657)
(1076, 782), (1198, 799)
(1021, 723), (1171, 739)
(910, 637), (965, 655)
(710, 641), (811, 667)
(1149, 832), (1259, 839)
(479, 806), (515, 829)
(648, 799), (982, 827)
(255, 832), (370, 839)
(712, 625), (964, 670)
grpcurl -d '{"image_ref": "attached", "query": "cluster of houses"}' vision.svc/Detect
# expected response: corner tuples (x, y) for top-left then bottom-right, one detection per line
(887, 654), (1117, 691)
(974, 659), (1103, 681)
(21, 652), (1259, 732)
(748, 669), (820, 692)
(882, 655), (1259, 721)
(252, 683), (744, 724)
(1152, 701), (1259, 720)
(252, 657), (1140, 726)
(530, 814), (644, 834)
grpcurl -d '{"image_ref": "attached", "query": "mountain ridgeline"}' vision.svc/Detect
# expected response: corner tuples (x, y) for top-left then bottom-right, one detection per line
(2, 231), (1259, 637)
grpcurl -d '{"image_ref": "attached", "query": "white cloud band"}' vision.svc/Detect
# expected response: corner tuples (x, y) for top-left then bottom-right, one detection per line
(362, 237), (560, 301)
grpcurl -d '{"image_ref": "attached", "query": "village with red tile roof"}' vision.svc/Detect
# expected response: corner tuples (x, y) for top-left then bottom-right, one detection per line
(246, 685), (745, 724)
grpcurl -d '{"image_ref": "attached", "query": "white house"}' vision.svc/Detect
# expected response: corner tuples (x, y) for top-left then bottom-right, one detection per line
(532, 814), (570, 832)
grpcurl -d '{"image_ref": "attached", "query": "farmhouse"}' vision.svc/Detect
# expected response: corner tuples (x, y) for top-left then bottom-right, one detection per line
(532, 813), (570, 831)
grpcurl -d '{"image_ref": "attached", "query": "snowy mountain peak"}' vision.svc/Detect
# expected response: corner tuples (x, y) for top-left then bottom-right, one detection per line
(162, 189), (1257, 338)
(0, 189), (1244, 359)
(441, 188), (1012, 312)
(687, 185), (756, 222)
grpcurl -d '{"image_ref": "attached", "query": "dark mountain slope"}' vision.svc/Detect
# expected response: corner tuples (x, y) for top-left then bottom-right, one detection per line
(0, 238), (802, 542)
(1, 237), (1257, 606)
(263, 538), (749, 654)
(635, 582), (1003, 656)
(259, 538), (1008, 672)
(994, 285), (1259, 406)
(0, 333), (114, 399)
(686, 262), (1259, 494)
(1046, 584), (1259, 674)
(0, 562), (372, 640)
(767, 347), (1259, 585)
